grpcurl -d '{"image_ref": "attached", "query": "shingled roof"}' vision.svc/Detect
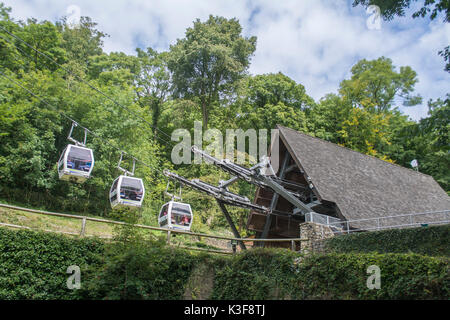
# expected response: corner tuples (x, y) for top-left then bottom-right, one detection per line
(277, 125), (450, 229)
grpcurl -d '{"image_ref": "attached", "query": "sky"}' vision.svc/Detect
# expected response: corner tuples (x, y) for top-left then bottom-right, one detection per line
(2, 0), (449, 121)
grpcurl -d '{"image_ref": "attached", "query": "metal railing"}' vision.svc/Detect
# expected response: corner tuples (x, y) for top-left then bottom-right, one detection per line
(305, 212), (344, 227)
(327, 210), (450, 234)
(0, 203), (307, 254)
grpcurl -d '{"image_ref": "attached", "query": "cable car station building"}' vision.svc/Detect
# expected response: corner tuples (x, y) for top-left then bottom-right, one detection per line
(247, 125), (450, 243)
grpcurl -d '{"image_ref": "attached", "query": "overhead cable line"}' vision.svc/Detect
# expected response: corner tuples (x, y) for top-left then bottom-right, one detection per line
(0, 69), (165, 180)
(0, 24), (175, 147)
(1, 48), (169, 173)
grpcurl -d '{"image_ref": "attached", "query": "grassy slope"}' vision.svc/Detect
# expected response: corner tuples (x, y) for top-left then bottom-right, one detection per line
(0, 205), (114, 238)
(0, 202), (234, 251)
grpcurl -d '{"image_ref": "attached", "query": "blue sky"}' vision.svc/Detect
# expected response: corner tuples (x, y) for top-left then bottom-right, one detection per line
(3, 0), (449, 121)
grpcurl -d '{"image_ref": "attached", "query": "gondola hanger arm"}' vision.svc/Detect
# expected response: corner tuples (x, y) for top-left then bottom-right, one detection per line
(67, 121), (87, 147)
(117, 152), (135, 176)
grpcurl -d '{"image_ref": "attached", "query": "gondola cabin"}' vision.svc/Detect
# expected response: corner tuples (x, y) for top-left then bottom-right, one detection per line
(158, 201), (193, 231)
(110, 175), (145, 209)
(58, 144), (94, 183)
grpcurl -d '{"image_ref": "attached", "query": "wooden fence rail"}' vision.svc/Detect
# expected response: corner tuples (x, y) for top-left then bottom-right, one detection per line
(0, 203), (307, 255)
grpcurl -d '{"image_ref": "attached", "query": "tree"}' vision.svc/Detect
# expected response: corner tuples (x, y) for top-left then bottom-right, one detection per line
(339, 57), (421, 113)
(87, 51), (137, 85)
(167, 15), (256, 129)
(234, 73), (314, 132)
(0, 3), (11, 21)
(56, 16), (106, 69)
(439, 45), (449, 73)
(0, 4), (24, 72)
(308, 57), (419, 160)
(15, 19), (67, 71)
(134, 48), (171, 135)
(86, 48), (172, 142)
(395, 95), (449, 191)
(308, 93), (396, 158)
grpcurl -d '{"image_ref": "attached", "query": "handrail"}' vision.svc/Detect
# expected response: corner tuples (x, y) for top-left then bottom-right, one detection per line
(328, 209), (450, 226)
(325, 209), (450, 234)
(0, 203), (307, 253)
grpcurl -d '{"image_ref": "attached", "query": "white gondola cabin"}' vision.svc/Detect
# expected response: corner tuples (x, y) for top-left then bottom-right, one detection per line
(58, 144), (94, 183)
(110, 175), (145, 209)
(158, 201), (193, 231)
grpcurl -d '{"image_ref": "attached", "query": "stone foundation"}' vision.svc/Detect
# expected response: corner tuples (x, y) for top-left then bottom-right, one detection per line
(299, 222), (335, 254)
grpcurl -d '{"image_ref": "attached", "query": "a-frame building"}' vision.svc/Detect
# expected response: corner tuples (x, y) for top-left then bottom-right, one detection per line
(247, 125), (450, 243)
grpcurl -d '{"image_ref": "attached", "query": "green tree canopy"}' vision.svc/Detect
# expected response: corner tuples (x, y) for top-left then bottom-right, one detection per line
(234, 73), (314, 132)
(167, 15), (257, 129)
(339, 57), (421, 113)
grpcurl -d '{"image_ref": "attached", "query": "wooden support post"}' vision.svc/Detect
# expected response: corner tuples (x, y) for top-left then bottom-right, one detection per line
(216, 200), (246, 250)
(260, 151), (291, 245)
(80, 217), (86, 237)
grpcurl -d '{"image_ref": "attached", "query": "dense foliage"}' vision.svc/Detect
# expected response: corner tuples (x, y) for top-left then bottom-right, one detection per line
(0, 228), (104, 299)
(0, 1), (448, 235)
(212, 249), (449, 300)
(0, 228), (448, 300)
(76, 211), (200, 300)
(324, 224), (450, 257)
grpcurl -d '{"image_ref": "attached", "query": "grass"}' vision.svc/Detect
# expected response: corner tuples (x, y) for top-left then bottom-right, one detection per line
(0, 202), (233, 251)
(0, 206), (114, 238)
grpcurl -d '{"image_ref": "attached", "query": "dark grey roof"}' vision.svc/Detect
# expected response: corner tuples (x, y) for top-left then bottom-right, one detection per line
(277, 125), (450, 227)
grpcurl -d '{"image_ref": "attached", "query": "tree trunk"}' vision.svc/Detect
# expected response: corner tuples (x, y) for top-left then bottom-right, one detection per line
(201, 98), (208, 129)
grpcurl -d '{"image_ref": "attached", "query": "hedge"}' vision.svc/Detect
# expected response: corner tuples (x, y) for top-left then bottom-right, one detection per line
(324, 224), (450, 257)
(76, 239), (199, 300)
(0, 228), (104, 299)
(0, 228), (448, 300)
(211, 249), (449, 300)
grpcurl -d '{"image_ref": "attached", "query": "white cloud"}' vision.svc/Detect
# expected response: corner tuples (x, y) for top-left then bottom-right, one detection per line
(2, 0), (449, 121)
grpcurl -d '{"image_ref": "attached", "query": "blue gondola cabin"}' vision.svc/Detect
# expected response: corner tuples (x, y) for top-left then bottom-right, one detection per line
(158, 201), (193, 231)
(110, 175), (145, 209)
(58, 144), (94, 183)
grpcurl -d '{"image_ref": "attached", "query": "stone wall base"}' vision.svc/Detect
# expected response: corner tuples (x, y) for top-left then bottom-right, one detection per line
(299, 222), (335, 254)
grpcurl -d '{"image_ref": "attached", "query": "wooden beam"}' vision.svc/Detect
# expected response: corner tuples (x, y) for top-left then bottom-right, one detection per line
(216, 200), (246, 250)
(260, 151), (291, 244)
(285, 164), (300, 173)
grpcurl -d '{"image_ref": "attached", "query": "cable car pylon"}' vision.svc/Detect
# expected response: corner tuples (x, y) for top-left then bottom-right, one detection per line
(164, 146), (321, 249)
(162, 168), (271, 251)
(191, 146), (315, 216)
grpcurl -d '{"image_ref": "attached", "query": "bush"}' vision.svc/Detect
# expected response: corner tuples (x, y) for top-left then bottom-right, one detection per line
(324, 225), (450, 257)
(294, 252), (449, 299)
(211, 248), (297, 299)
(77, 240), (199, 300)
(0, 228), (104, 299)
(0, 227), (448, 300)
(211, 249), (450, 300)
(76, 211), (201, 300)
